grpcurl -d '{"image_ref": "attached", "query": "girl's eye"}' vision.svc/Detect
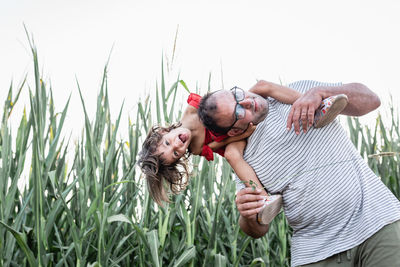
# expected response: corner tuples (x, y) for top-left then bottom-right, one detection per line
(165, 140), (170, 146)
(174, 151), (179, 157)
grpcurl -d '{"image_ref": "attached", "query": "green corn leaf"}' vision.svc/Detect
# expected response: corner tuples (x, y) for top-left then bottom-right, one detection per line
(161, 56), (168, 122)
(146, 229), (160, 267)
(156, 83), (161, 124)
(159, 207), (170, 248)
(107, 214), (132, 224)
(179, 80), (190, 93)
(0, 221), (37, 266)
(233, 236), (251, 267)
(249, 257), (266, 267)
(168, 76), (179, 122)
(45, 95), (70, 173)
(214, 253), (227, 267)
(173, 245), (196, 267)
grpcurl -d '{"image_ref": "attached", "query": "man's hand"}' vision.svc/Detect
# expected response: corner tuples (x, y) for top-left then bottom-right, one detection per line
(286, 87), (323, 134)
(236, 188), (269, 237)
(236, 187), (266, 220)
(286, 82), (380, 134)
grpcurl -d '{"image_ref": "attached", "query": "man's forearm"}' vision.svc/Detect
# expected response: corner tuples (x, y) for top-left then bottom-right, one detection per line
(313, 83), (381, 116)
(239, 215), (269, 238)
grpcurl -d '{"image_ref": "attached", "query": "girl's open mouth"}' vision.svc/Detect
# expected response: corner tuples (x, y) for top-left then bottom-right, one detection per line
(178, 134), (187, 144)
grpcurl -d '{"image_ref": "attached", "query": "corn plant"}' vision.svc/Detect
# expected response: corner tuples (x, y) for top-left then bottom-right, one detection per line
(347, 102), (400, 198)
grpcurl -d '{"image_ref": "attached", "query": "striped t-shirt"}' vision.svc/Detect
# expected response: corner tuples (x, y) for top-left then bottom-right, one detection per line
(235, 80), (400, 267)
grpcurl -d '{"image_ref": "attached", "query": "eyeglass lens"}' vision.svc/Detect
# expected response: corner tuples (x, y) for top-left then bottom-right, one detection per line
(232, 87), (245, 119)
(232, 87), (245, 101)
(235, 105), (245, 119)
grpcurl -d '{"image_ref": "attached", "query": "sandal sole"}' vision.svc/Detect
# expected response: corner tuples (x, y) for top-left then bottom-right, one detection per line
(315, 94), (348, 128)
(257, 194), (283, 225)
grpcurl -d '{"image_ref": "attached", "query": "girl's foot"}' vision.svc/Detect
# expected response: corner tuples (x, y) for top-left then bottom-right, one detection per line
(257, 194), (283, 225)
(314, 94), (348, 128)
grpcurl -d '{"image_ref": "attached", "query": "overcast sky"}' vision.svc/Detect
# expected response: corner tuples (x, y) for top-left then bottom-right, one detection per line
(1, 0), (399, 137)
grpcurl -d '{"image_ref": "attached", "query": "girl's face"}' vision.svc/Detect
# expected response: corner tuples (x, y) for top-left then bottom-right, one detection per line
(157, 127), (192, 164)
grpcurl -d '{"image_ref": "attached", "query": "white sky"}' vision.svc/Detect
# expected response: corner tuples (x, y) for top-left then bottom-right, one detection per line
(1, 0), (400, 138)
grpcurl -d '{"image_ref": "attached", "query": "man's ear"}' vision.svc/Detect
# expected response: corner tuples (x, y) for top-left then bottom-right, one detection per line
(227, 128), (242, 137)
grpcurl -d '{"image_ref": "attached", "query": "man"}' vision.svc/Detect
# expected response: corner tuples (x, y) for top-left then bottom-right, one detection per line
(198, 80), (400, 267)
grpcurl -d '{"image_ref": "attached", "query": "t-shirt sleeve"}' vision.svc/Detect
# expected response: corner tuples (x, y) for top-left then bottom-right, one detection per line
(286, 80), (343, 94)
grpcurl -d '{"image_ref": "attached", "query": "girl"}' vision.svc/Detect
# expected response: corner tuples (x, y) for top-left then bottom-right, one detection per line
(138, 81), (348, 206)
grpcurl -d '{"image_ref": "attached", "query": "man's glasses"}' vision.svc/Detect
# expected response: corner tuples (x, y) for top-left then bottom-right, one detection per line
(226, 86), (246, 132)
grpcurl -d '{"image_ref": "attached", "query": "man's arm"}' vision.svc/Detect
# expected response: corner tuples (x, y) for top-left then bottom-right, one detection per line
(287, 82), (381, 135)
(311, 83), (381, 116)
(236, 188), (269, 238)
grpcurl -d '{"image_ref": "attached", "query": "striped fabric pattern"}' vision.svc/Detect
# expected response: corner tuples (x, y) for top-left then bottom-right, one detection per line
(235, 80), (400, 267)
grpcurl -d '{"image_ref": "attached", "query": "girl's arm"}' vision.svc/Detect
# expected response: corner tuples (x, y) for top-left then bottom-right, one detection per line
(207, 123), (256, 152)
(249, 80), (302, 104)
(224, 140), (268, 196)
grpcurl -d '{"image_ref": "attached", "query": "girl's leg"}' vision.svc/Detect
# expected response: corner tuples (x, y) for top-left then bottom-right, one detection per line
(225, 141), (282, 225)
(225, 141), (268, 196)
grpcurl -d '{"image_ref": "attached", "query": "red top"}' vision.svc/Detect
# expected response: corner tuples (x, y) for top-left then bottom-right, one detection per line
(187, 93), (228, 161)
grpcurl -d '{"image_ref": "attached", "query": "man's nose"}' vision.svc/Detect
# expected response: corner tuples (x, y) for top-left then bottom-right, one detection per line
(239, 98), (253, 109)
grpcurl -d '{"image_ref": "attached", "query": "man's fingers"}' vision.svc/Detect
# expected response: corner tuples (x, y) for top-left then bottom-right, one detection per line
(239, 200), (265, 211)
(237, 199), (265, 218)
(286, 107), (295, 131)
(308, 107), (315, 127)
(236, 193), (264, 205)
(292, 108), (301, 134)
(235, 188), (267, 219)
(240, 206), (264, 218)
(301, 107), (308, 133)
(237, 187), (262, 196)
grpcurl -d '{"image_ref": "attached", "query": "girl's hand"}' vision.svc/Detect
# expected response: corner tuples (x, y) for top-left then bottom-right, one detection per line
(240, 123), (256, 139)
(217, 123), (256, 150)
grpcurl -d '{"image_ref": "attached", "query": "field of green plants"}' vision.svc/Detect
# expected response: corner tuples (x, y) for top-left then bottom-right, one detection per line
(0, 37), (399, 266)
